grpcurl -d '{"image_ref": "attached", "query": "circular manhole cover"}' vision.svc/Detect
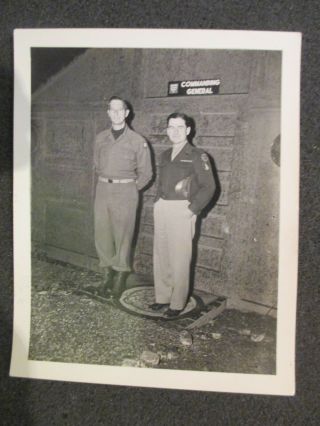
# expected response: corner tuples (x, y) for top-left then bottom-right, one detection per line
(119, 287), (198, 319)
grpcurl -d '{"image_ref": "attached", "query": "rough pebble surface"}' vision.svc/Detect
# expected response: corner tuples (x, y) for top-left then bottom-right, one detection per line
(29, 259), (276, 374)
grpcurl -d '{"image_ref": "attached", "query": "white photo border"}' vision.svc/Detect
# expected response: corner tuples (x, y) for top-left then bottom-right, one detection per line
(11, 28), (301, 395)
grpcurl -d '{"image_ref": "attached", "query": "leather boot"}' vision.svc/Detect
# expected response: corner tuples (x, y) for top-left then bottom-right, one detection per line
(112, 271), (129, 298)
(97, 267), (115, 297)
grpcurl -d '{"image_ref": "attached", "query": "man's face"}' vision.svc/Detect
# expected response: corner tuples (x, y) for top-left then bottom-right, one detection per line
(167, 117), (191, 144)
(107, 99), (129, 127)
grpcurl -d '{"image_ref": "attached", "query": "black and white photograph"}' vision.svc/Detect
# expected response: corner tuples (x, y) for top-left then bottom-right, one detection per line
(11, 29), (300, 395)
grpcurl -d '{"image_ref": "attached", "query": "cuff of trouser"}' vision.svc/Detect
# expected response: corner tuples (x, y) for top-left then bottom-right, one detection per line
(170, 304), (185, 310)
(156, 299), (170, 304)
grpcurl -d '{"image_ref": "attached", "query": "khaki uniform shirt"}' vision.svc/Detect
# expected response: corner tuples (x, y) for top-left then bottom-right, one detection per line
(94, 125), (152, 190)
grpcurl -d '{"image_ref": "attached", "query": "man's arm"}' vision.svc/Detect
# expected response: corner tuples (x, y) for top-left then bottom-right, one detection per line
(135, 138), (153, 190)
(188, 151), (216, 215)
(93, 133), (102, 175)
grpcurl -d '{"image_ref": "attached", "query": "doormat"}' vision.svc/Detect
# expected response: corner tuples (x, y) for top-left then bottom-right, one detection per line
(75, 285), (226, 329)
(118, 287), (198, 320)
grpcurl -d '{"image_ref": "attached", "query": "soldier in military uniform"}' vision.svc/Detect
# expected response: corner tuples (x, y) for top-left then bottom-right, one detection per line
(151, 112), (216, 318)
(93, 96), (152, 298)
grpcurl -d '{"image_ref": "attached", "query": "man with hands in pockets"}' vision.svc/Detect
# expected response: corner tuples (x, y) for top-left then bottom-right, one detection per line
(151, 112), (216, 318)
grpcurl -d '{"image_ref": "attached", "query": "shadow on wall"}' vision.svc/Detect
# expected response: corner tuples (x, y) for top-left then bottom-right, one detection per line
(128, 100), (156, 265)
(271, 134), (280, 167)
(187, 115), (221, 296)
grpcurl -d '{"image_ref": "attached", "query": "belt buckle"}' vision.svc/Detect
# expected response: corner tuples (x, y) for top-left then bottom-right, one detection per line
(108, 178), (113, 183)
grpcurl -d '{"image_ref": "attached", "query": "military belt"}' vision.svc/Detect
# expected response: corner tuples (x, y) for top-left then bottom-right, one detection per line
(99, 177), (135, 184)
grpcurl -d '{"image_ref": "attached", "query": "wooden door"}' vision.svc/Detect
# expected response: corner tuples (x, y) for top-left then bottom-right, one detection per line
(132, 49), (250, 294)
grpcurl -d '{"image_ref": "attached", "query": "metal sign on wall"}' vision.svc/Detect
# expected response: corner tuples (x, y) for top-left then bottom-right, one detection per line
(168, 79), (221, 96)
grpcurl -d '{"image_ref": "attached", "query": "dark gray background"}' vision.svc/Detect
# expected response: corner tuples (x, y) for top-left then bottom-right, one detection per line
(1, 1), (319, 424)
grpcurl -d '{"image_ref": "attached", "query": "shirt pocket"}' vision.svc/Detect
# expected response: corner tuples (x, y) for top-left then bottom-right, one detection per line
(176, 161), (193, 177)
(121, 146), (136, 165)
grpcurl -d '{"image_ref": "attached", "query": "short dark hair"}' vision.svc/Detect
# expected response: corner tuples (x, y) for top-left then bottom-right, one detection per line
(107, 96), (128, 110)
(166, 112), (190, 127)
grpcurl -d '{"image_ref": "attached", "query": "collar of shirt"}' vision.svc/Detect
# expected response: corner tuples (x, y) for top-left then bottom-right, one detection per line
(111, 125), (126, 140)
(108, 124), (129, 143)
(171, 140), (188, 161)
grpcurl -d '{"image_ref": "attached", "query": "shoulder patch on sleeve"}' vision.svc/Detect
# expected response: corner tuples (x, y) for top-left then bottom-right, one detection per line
(199, 152), (210, 171)
(201, 153), (209, 162)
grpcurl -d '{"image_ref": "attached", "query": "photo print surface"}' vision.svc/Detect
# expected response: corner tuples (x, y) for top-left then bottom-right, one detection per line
(11, 29), (300, 395)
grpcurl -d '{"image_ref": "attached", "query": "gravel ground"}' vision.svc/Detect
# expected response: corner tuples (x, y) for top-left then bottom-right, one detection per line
(30, 258), (276, 374)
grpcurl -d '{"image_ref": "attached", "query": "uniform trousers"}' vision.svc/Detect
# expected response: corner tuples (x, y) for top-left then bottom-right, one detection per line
(153, 198), (196, 310)
(94, 181), (138, 272)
